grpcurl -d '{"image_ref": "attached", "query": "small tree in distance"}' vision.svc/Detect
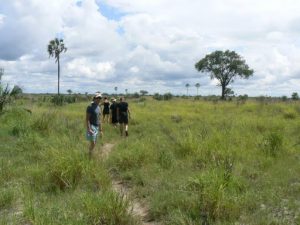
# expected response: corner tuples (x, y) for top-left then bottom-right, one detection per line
(291, 92), (299, 100)
(140, 90), (148, 96)
(185, 83), (190, 96)
(195, 83), (200, 96)
(195, 50), (253, 100)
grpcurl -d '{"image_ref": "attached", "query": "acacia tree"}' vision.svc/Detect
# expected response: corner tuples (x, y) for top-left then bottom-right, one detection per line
(140, 90), (148, 96)
(195, 83), (200, 96)
(195, 50), (253, 100)
(48, 38), (67, 95)
(185, 83), (190, 96)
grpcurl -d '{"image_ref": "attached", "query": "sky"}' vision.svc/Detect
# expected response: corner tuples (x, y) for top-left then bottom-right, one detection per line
(0, 0), (300, 96)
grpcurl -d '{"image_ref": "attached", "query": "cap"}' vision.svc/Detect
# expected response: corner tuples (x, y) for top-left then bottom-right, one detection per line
(94, 92), (102, 99)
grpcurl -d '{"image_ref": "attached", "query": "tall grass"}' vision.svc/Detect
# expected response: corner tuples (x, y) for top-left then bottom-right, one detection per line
(0, 98), (299, 224)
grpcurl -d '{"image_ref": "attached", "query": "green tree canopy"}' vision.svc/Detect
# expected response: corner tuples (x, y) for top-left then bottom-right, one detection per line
(140, 90), (148, 96)
(195, 50), (253, 99)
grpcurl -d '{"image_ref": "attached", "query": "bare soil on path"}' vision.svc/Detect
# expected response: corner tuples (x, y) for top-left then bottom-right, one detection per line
(100, 143), (160, 225)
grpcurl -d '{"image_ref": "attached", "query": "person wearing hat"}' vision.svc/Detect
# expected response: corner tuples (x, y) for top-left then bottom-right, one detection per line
(109, 97), (118, 127)
(86, 92), (103, 158)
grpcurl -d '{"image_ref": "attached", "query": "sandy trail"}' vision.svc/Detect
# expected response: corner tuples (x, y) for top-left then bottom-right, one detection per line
(101, 143), (160, 225)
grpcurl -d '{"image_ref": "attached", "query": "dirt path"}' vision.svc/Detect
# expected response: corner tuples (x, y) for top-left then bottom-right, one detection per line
(101, 143), (160, 225)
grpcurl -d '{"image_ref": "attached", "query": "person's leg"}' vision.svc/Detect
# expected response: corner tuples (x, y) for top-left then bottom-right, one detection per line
(89, 140), (96, 159)
(120, 123), (124, 136)
(125, 123), (128, 136)
(87, 125), (98, 159)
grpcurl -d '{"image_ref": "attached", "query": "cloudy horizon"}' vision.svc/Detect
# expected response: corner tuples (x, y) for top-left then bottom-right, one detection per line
(0, 0), (300, 97)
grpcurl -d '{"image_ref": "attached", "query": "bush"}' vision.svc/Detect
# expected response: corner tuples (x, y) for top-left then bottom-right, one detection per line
(51, 95), (77, 106)
(81, 191), (138, 225)
(283, 111), (296, 119)
(261, 132), (283, 157)
(45, 147), (85, 191)
(153, 92), (173, 101)
(0, 188), (15, 209)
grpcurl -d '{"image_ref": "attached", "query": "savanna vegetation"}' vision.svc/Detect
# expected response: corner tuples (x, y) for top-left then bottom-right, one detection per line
(0, 96), (300, 225)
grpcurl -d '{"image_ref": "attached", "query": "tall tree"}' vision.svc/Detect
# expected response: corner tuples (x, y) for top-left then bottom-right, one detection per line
(125, 89), (128, 95)
(48, 38), (67, 95)
(185, 83), (190, 96)
(195, 83), (200, 96)
(195, 50), (253, 100)
(114, 86), (118, 95)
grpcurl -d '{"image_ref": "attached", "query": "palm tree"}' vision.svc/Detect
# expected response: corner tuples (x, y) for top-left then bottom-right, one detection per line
(114, 86), (118, 95)
(125, 89), (128, 95)
(185, 83), (190, 96)
(195, 83), (200, 96)
(48, 38), (67, 95)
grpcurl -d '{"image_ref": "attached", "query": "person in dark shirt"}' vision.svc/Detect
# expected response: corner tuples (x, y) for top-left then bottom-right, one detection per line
(86, 92), (102, 159)
(117, 96), (130, 136)
(102, 97), (110, 123)
(109, 98), (118, 128)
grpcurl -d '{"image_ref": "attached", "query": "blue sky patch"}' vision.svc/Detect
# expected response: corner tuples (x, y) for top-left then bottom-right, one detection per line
(76, 1), (82, 7)
(97, 1), (126, 21)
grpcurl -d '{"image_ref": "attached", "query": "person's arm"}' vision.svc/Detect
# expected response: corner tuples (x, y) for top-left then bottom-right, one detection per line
(86, 112), (93, 134)
(99, 123), (103, 135)
(117, 107), (120, 120)
(127, 107), (131, 119)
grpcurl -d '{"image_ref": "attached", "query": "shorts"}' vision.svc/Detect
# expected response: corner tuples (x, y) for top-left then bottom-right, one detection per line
(119, 112), (128, 124)
(103, 109), (109, 115)
(86, 125), (99, 141)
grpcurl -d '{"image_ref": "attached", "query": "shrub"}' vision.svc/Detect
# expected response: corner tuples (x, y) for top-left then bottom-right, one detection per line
(283, 111), (296, 119)
(261, 132), (283, 157)
(157, 150), (174, 169)
(32, 111), (58, 133)
(0, 188), (15, 209)
(176, 129), (198, 157)
(44, 147), (85, 191)
(81, 191), (138, 225)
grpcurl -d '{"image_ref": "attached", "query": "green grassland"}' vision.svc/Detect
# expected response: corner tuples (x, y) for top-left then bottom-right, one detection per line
(0, 98), (299, 224)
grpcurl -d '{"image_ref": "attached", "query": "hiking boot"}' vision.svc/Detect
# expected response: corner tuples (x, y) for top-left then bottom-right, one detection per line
(125, 131), (128, 137)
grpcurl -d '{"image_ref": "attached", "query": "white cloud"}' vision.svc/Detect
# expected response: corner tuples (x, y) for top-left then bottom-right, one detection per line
(0, 0), (300, 96)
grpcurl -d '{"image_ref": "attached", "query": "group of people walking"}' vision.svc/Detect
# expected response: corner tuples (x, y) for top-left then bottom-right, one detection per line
(85, 92), (130, 158)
